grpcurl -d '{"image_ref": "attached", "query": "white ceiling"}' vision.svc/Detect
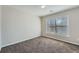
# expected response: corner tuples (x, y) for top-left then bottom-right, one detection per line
(9, 5), (78, 16)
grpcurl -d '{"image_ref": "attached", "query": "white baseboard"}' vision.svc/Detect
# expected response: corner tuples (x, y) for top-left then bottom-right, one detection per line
(2, 35), (40, 48)
(43, 35), (79, 46)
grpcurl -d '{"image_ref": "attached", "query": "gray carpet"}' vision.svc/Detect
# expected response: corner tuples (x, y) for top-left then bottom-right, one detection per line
(1, 36), (79, 53)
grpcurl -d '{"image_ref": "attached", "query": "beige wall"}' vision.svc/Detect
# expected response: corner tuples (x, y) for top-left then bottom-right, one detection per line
(2, 6), (41, 47)
(0, 6), (1, 50)
(41, 7), (79, 45)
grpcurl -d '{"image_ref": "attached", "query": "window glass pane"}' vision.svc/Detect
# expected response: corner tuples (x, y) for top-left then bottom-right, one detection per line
(56, 27), (67, 34)
(56, 17), (67, 26)
(50, 19), (55, 26)
(47, 19), (55, 33)
(50, 27), (55, 32)
(56, 17), (67, 34)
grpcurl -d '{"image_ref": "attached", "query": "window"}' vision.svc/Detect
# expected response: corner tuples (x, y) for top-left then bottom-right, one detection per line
(46, 16), (69, 36)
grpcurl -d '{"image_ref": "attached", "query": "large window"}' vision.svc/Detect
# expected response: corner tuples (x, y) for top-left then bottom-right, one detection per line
(46, 16), (69, 36)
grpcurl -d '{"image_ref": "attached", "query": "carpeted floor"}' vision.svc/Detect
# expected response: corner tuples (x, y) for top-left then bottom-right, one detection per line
(1, 36), (79, 53)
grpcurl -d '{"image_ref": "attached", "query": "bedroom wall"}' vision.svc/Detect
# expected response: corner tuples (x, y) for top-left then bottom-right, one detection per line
(0, 6), (2, 50)
(41, 7), (79, 45)
(2, 6), (41, 47)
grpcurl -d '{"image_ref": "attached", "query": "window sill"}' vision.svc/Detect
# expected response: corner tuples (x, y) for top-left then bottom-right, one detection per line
(46, 32), (70, 38)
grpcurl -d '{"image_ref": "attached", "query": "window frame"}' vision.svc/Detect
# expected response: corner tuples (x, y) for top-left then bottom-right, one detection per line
(46, 16), (70, 37)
